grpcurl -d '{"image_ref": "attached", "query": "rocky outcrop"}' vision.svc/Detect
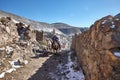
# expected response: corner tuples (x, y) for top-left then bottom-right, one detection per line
(71, 15), (120, 80)
(0, 17), (19, 47)
(0, 17), (43, 76)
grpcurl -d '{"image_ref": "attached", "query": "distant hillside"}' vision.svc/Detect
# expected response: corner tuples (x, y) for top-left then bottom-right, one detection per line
(0, 10), (63, 35)
(51, 23), (74, 29)
(51, 23), (82, 36)
(0, 10), (87, 36)
(115, 13), (120, 18)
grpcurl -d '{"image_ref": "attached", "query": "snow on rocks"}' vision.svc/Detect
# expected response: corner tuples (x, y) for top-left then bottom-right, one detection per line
(0, 60), (24, 78)
(102, 20), (107, 24)
(65, 52), (85, 80)
(9, 60), (21, 68)
(0, 47), (5, 50)
(6, 46), (13, 55)
(114, 52), (120, 57)
(12, 19), (19, 23)
(0, 60), (19, 78)
(110, 21), (115, 29)
(110, 24), (115, 28)
(6, 68), (16, 73)
(49, 51), (85, 80)
(0, 72), (5, 78)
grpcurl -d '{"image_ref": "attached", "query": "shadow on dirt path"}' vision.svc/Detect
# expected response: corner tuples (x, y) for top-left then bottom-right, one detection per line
(28, 50), (70, 80)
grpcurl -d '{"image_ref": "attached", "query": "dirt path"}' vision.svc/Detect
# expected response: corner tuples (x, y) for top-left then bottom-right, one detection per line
(0, 50), (84, 80)
(0, 54), (50, 80)
(28, 51), (68, 80)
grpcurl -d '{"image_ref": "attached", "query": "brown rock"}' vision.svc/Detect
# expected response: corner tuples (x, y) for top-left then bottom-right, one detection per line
(72, 15), (120, 80)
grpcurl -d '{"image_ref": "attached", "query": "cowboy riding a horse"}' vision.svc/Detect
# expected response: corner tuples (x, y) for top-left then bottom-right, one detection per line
(51, 34), (61, 53)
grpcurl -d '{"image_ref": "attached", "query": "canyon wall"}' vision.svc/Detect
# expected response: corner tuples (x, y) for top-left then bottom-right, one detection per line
(71, 15), (120, 80)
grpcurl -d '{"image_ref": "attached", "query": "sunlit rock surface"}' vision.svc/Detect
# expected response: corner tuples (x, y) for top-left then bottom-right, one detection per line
(72, 15), (120, 80)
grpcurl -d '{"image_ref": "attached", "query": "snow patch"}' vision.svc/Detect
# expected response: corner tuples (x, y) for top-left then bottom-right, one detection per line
(114, 52), (120, 57)
(0, 72), (5, 78)
(110, 25), (115, 28)
(0, 60), (21, 78)
(102, 20), (107, 24)
(6, 46), (13, 54)
(0, 59), (28, 78)
(65, 52), (85, 80)
(110, 21), (115, 29)
(6, 68), (16, 73)
(23, 60), (28, 64)
(9, 60), (21, 68)
(111, 21), (114, 24)
(12, 19), (19, 23)
(0, 47), (5, 50)
(50, 51), (85, 80)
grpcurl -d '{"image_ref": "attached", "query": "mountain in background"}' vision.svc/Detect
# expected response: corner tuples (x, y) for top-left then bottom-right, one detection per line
(115, 13), (120, 18)
(0, 10), (64, 35)
(0, 10), (87, 36)
(51, 23), (82, 36)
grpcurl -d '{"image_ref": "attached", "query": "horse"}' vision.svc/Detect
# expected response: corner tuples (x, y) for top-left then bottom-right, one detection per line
(51, 40), (60, 53)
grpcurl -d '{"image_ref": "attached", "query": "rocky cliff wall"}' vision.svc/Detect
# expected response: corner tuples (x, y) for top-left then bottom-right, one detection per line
(71, 15), (120, 80)
(0, 17), (43, 75)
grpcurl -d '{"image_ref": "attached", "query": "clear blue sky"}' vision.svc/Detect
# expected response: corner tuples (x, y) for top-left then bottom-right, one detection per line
(0, 0), (120, 27)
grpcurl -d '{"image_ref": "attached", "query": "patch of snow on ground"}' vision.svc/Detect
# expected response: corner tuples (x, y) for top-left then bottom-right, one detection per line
(6, 68), (16, 73)
(23, 60), (28, 64)
(6, 46), (13, 54)
(0, 60), (22, 78)
(0, 72), (5, 78)
(114, 52), (120, 57)
(9, 60), (21, 68)
(49, 51), (85, 80)
(65, 52), (85, 80)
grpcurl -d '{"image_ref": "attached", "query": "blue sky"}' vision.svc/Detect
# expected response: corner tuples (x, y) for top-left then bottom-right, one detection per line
(0, 0), (120, 27)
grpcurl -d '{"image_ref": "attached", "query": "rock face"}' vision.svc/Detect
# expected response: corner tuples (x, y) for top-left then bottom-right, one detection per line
(0, 17), (43, 75)
(71, 15), (120, 80)
(0, 17), (19, 47)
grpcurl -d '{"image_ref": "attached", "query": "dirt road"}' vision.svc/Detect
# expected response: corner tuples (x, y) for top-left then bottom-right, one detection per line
(0, 50), (84, 80)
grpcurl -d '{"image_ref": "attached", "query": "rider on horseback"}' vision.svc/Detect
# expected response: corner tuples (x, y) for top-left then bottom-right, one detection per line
(52, 34), (61, 49)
